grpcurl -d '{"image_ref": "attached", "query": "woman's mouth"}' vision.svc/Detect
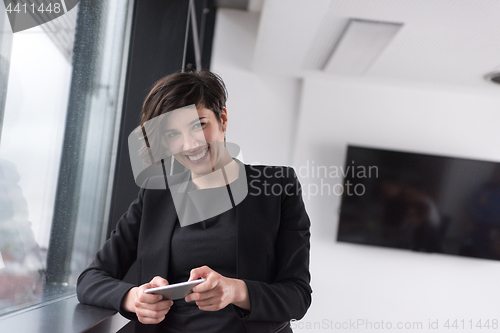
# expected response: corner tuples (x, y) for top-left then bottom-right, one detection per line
(186, 146), (209, 163)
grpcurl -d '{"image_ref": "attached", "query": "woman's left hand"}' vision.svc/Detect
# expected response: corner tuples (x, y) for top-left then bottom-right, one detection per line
(185, 265), (250, 311)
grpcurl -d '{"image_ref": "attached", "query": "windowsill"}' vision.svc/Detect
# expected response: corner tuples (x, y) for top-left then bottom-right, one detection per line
(0, 295), (130, 333)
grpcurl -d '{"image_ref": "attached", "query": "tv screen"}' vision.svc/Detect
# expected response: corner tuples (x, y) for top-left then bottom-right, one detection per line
(337, 145), (500, 261)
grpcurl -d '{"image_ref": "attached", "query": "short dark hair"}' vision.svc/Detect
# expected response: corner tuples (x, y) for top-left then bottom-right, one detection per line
(140, 69), (228, 127)
(138, 70), (227, 163)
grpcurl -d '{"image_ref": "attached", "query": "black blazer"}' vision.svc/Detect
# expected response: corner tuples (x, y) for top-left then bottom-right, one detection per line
(77, 164), (312, 333)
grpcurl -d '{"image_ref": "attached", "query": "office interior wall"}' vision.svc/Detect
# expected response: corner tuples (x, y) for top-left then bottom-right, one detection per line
(211, 9), (301, 166)
(294, 76), (500, 331)
(212, 7), (500, 332)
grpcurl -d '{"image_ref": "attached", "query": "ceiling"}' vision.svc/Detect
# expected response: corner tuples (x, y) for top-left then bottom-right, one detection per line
(253, 0), (500, 88)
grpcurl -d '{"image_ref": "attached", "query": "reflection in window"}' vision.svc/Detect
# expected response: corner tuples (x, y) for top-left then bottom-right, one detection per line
(0, 0), (133, 316)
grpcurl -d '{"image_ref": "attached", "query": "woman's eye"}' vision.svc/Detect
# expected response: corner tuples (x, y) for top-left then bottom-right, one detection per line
(193, 122), (206, 130)
(166, 132), (178, 138)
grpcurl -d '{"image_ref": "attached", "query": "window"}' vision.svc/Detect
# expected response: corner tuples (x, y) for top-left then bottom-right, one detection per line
(0, 0), (133, 316)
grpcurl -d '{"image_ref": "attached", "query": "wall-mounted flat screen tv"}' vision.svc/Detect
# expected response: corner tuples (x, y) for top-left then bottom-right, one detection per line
(337, 145), (500, 261)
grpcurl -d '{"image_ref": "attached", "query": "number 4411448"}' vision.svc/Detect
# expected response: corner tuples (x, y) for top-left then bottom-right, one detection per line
(444, 319), (498, 329)
(6, 2), (62, 14)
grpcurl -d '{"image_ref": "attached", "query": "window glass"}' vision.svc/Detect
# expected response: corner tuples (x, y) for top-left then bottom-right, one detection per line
(0, 0), (133, 316)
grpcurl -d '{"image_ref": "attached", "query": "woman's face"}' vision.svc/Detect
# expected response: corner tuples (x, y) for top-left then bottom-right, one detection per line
(162, 106), (228, 176)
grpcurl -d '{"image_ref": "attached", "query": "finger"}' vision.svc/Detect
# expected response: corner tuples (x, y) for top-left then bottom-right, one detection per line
(188, 265), (212, 281)
(136, 299), (173, 312)
(136, 307), (168, 319)
(135, 299), (173, 323)
(154, 299), (174, 311)
(192, 275), (219, 293)
(195, 296), (221, 307)
(137, 292), (163, 304)
(137, 284), (163, 304)
(136, 308), (168, 324)
(185, 289), (218, 302)
(150, 276), (169, 288)
(138, 316), (165, 325)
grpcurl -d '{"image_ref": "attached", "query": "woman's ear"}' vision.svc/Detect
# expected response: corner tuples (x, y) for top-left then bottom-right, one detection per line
(220, 107), (228, 132)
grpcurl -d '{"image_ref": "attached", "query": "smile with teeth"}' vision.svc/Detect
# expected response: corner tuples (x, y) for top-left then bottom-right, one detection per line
(186, 147), (209, 161)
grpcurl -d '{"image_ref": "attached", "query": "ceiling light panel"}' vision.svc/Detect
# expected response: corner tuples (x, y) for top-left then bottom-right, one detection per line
(323, 19), (403, 75)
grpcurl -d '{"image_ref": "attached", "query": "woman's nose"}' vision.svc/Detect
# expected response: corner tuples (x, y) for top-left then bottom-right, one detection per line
(182, 133), (200, 152)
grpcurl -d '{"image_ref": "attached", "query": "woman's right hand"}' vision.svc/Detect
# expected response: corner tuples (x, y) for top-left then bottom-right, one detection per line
(121, 276), (174, 324)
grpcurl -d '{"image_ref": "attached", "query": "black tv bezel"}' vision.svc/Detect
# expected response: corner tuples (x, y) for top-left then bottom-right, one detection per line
(336, 144), (500, 261)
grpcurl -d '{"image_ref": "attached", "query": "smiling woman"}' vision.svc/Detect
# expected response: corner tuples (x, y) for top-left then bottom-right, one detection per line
(160, 105), (232, 180)
(76, 69), (312, 333)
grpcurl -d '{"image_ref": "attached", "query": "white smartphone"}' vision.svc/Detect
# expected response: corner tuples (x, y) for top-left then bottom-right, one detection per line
(144, 279), (206, 300)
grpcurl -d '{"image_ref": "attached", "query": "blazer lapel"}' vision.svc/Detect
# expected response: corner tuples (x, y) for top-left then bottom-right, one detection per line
(236, 165), (272, 282)
(139, 189), (178, 283)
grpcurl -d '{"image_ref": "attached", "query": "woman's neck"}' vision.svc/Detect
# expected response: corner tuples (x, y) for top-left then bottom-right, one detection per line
(191, 158), (240, 190)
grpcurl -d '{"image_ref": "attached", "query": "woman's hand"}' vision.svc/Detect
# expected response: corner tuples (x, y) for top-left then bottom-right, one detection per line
(185, 265), (250, 311)
(121, 276), (174, 324)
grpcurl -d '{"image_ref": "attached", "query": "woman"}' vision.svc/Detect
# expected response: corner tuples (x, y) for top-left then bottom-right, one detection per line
(76, 70), (312, 333)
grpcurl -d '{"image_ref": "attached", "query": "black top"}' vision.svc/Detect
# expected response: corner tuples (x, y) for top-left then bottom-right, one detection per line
(163, 169), (246, 332)
(163, 196), (245, 332)
(168, 187), (239, 284)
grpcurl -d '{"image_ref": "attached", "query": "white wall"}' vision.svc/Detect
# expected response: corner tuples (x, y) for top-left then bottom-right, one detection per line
(294, 75), (500, 332)
(212, 8), (500, 333)
(211, 9), (301, 166)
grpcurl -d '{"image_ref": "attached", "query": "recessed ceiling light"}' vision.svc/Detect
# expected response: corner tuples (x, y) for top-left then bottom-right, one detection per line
(323, 19), (403, 75)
